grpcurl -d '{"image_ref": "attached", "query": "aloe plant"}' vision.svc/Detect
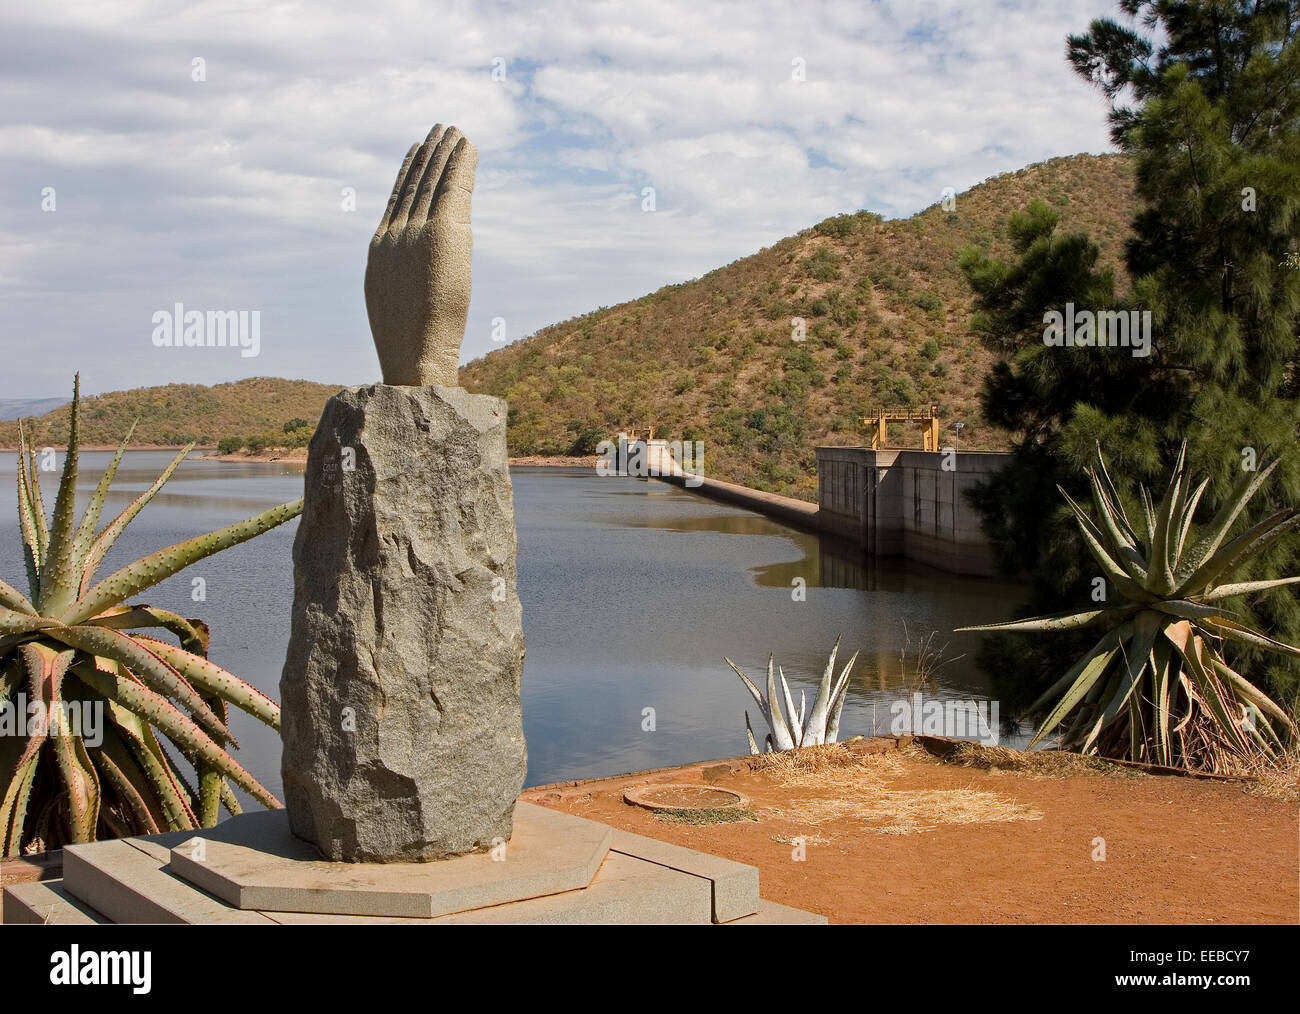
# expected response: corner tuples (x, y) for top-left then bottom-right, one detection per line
(958, 443), (1299, 771)
(725, 638), (858, 753)
(0, 377), (302, 855)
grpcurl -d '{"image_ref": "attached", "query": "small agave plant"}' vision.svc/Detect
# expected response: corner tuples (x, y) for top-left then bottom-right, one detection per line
(959, 443), (1299, 771)
(725, 637), (859, 753)
(0, 378), (302, 855)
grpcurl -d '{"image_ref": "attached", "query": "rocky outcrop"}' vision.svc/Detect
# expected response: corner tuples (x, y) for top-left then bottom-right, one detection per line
(280, 383), (526, 862)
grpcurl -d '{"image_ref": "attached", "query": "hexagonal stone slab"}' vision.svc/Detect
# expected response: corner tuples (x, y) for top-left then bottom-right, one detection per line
(266, 852), (713, 925)
(166, 802), (610, 919)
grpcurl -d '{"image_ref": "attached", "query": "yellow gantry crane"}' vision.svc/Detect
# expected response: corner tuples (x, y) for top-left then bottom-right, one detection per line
(861, 404), (941, 450)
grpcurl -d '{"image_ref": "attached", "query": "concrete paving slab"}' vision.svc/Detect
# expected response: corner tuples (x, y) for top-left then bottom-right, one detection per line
(125, 829), (211, 857)
(62, 839), (276, 925)
(3, 879), (107, 925)
(262, 852), (710, 925)
(609, 828), (759, 923)
(430, 851), (711, 924)
(260, 908), (434, 925)
(167, 802), (611, 919)
(13, 819), (823, 926)
(726, 899), (828, 924)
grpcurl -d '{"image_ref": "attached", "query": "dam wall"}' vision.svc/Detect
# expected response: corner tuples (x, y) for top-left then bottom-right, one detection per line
(639, 439), (1008, 579)
(816, 447), (1007, 578)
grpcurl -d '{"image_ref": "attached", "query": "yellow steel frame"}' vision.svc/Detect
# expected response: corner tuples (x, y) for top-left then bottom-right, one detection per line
(862, 405), (941, 451)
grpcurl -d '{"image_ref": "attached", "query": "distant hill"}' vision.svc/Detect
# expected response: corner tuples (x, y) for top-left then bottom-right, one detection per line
(0, 378), (343, 449)
(0, 397), (68, 421)
(1, 154), (1139, 497)
(462, 153), (1137, 498)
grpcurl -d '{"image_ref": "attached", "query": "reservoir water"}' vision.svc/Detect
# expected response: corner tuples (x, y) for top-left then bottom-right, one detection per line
(0, 452), (1028, 797)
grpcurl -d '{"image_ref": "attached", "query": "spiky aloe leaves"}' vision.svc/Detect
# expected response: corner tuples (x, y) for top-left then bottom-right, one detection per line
(0, 578), (35, 614)
(959, 442), (1298, 771)
(36, 376), (83, 616)
(726, 637), (858, 753)
(65, 498), (302, 626)
(0, 377), (300, 854)
(16, 419), (48, 597)
(77, 444), (192, 600)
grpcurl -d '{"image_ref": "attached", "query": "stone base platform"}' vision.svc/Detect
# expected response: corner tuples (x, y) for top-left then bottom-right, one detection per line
(3, 802), (823, 926)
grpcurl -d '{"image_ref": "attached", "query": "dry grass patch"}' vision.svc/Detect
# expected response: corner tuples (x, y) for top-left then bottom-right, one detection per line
(760, 787), (1042, 835)
(771, 832), (832, 846)
(926, 739), (1300, 801)
(754, 743), (1041, 836)
(759, 742), (907, 787)
(653, 807), (758, 825)
(1242, 752), (1300, 803)
(926, 740), (1147, 779)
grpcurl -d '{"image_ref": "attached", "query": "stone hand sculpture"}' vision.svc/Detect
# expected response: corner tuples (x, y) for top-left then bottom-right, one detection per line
(365, 124), (477, 387)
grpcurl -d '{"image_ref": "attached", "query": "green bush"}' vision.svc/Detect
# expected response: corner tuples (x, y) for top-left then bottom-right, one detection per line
(566, 424), (605, 456)
(813, 214), (857, 239)
(281, 425), (314, 448)
(890, 378), (917, 405)
(833, 303), (861, 327)
(766, 371), (809, 398)
(812, 210), (882, 239)
(785, 346), (817, 373)
(813, 321), (839, 345)
(801, 247), (842, 281)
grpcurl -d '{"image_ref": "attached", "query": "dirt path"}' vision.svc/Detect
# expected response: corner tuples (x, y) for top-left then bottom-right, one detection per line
(524, 742), (1299, 924)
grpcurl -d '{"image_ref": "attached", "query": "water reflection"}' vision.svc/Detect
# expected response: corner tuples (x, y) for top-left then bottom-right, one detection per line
(0, 456), (1033, 790)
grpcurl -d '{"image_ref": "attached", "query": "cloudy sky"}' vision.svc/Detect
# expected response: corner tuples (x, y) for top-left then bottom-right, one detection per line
(0, 0), (1119, 400)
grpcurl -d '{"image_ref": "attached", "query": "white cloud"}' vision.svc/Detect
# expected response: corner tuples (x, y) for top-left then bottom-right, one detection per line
(0, 0), (1118, 397)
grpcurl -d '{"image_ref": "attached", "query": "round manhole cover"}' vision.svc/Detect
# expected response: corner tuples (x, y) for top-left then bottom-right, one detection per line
(623, 784), (749, 812)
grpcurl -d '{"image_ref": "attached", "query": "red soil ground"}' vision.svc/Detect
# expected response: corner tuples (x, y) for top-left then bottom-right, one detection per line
(522, 739), (1299, 925)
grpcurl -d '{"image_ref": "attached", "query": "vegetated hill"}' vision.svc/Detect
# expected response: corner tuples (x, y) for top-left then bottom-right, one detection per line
(462, 153), (1137, 499)
(1, 154), (1137, 489)
(0, 378), (343, 448)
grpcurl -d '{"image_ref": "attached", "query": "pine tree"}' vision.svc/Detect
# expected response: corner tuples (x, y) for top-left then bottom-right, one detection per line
(962, 0), (1300, 720)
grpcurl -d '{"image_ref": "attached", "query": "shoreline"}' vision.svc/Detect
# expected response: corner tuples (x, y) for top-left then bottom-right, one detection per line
(507, 455), (598, 468)
(0, 445), (606, 469)
(0, 444), (214, 453)
(195, 449), (307, 463)
(190, 450), (602, 466)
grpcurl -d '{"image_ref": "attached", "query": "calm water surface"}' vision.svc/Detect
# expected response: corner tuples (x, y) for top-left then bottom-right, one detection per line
(0, 452), (1027, 797)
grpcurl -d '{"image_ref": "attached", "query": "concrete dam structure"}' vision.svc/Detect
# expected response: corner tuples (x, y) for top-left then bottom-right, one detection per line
(815, 447), (1008, 578)
(637, 438), (1008, 580)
